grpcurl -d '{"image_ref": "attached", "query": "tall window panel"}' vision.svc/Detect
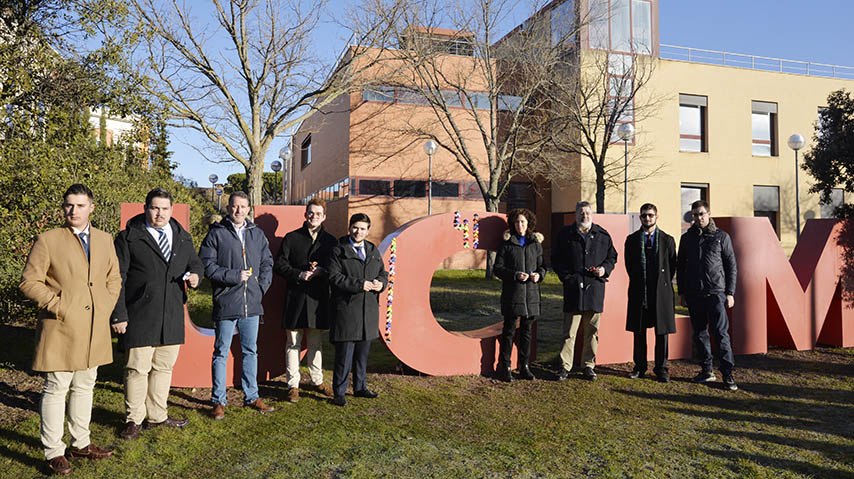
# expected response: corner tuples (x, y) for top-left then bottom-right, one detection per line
(679, 94), (707, 152)
(631, 0), (652, 53)
(753, 185), (780, 236)
(610, 0), (631, 52)
(752, 101), (778, 157)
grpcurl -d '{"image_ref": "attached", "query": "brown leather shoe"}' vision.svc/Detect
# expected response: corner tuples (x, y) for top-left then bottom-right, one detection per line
(245, 398), (275, 413)
(314, 382), (334, 397)
(46, 455), (71, 475)
(119, 422), (142, 440)
(67, 443), (113, 460)
(144, 416), (189, 430)
(210, 404), (225, 420)
(287, 388), (300, 403)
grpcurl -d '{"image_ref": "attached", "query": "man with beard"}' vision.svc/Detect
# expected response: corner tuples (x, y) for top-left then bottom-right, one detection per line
(624, 203), (677, 382)
(677, 200), (738, 391)
(552, 201), (617, 381)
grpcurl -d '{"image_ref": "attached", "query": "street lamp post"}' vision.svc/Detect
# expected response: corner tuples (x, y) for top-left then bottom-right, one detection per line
(617, 123), (635, 214)
(216, 187), (223, 211)
(423, 140), (438, 215)
(788, 133), (805, 241)
(278, 144), (292, 204)
(271, 160), (283, 204)
(208, 174), (218, 204)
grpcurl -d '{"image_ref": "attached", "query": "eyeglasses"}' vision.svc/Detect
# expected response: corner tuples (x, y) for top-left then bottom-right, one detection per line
(692, 211), (709, 218)
(640, 213), (655, 218)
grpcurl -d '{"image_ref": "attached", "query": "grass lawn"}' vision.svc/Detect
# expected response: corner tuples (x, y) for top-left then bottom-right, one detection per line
(0, 271), (852, 478)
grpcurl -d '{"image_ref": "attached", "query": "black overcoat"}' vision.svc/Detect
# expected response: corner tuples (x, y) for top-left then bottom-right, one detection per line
(624, 228), (677, 334)
(551, 223), (617, 313)
(325, 237), (388, 343)
(273, 223), (337, 330)
(494, 231), (546, 317)
(111, 214), (203, 350)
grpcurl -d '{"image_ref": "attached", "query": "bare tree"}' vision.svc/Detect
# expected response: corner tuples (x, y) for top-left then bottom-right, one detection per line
(351, 0), (585, 213)
(543, 47), (665, 213)
(123, 0), (394, 207)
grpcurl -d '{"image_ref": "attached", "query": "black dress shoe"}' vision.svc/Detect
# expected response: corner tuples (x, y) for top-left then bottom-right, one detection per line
(582, 367), (597, 381)
(556, 368), (571, 381)
(332, 396), (347, 406)
(497, 367), (513, 383)
(353, 389), (379, 399)
(144, 416), (189, 430)
(629, 370), (645, 379)
(656, 374), (670, 383)
(119, 422), (142, 440)
(519, 363), (536, 380)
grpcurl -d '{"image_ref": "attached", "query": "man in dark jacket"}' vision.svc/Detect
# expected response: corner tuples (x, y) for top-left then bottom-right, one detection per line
(273, 198), (337, 403)
(111, 188), (203, 440)
(677, 200), (738, 391)
(199, 192), (275, 420)
(326, 213), (388, 407)
(624, 203), (677, 382)
(552, 201), (617, 381)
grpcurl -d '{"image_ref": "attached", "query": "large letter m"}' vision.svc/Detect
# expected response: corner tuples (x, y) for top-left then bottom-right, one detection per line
(717, 217), (853, 354)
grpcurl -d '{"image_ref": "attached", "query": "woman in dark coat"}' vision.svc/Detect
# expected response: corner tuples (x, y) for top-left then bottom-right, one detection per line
(325, 213), (388, 406)
(493, 208), (545, 382)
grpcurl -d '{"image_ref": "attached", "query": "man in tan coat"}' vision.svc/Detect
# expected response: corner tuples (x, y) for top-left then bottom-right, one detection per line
(20, 184), (122, 476)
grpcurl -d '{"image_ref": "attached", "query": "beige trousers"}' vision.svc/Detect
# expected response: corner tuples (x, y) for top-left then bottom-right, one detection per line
(285, 329), (324, 389)
(559, 312), (600, 371)
(40, 367), (98, 460)
(125, 345), (180, 425)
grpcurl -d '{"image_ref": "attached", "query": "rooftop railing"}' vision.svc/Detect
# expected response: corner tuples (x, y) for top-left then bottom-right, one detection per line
(660, 44), (854, 80)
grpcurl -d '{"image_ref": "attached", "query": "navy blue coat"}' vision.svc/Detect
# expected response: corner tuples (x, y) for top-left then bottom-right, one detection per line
(325, 237), (388, 343)
(199, 218), (274, 321)
(112, 214), (203, 349)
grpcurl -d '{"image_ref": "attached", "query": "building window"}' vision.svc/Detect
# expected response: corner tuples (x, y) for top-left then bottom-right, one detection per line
(503, 182), (536, 212)
(363, 86), (396, 102)
(393, 180), (427, 198)
(497, 95), (523, 111)
(753, 185), (780, 236)
(431, 182), (460, 198)
(752, 101), (778, 157)
(679, 94), (708, 152)
(608, 54), (634, 143)
(300, 135), (312, 168)
(821, 188), (844, 218)
(631, 0), (652, 54)
(551, 0), (576, 47)
(397, 90), (430, 105)
(681, 183), (708, 234)
(463, 182), (483, 201)
(359, 179), (390, 196)
(611, 0), (631, 52)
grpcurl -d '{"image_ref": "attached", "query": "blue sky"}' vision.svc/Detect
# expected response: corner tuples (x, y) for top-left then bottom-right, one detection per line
(170, 0), (854, 186)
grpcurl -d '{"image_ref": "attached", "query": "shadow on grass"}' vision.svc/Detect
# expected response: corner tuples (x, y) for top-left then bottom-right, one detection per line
(698, 448), (853, 479)
(0, 380), (38, 412)
(706, 429), (854, 461)
(0, 427), (42, 470)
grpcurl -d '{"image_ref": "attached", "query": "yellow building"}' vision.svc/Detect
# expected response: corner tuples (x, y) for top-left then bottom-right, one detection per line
(289, 0), (852, 256)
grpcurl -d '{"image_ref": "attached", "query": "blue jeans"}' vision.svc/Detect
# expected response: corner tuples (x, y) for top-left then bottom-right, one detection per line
(211, 316), (259, 405)
(687, 294), (735, 375)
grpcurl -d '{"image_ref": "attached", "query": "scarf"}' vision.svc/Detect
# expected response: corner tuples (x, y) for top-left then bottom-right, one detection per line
(639, 228), (659, 309)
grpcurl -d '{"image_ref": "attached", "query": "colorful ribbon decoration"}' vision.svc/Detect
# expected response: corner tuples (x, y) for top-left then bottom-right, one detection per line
(384, 237), (396, 343)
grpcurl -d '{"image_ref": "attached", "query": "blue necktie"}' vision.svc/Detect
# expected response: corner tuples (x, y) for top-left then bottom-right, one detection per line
(356, 245), (366, 261)
(78, 232), (89, 260)
(156, 228), (171, 260)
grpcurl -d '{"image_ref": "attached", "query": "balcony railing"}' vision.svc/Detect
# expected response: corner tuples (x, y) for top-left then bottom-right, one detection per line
(660, 44), (854, 80)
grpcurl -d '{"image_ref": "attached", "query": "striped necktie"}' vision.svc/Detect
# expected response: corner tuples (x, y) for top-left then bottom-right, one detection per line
(156, 228), (171, 260)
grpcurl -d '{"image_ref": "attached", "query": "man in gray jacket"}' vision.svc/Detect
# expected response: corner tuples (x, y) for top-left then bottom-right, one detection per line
(199, 192), (275, 419)
(677, 200), (738, 391)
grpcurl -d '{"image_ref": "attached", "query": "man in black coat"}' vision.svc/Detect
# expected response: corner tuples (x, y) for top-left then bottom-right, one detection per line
(111, 188), (203, 439)
(624, 203), (677, 382)
(325, 213), (388, 407)
(677, 200), (738, 391)
(552, 201), (617, 381)
(199, 191), (275, 420)
(273, 198), (337, 403)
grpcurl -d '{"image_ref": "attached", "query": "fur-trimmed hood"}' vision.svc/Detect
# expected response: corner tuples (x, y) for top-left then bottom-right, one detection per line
(503, 229), (544, 243)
